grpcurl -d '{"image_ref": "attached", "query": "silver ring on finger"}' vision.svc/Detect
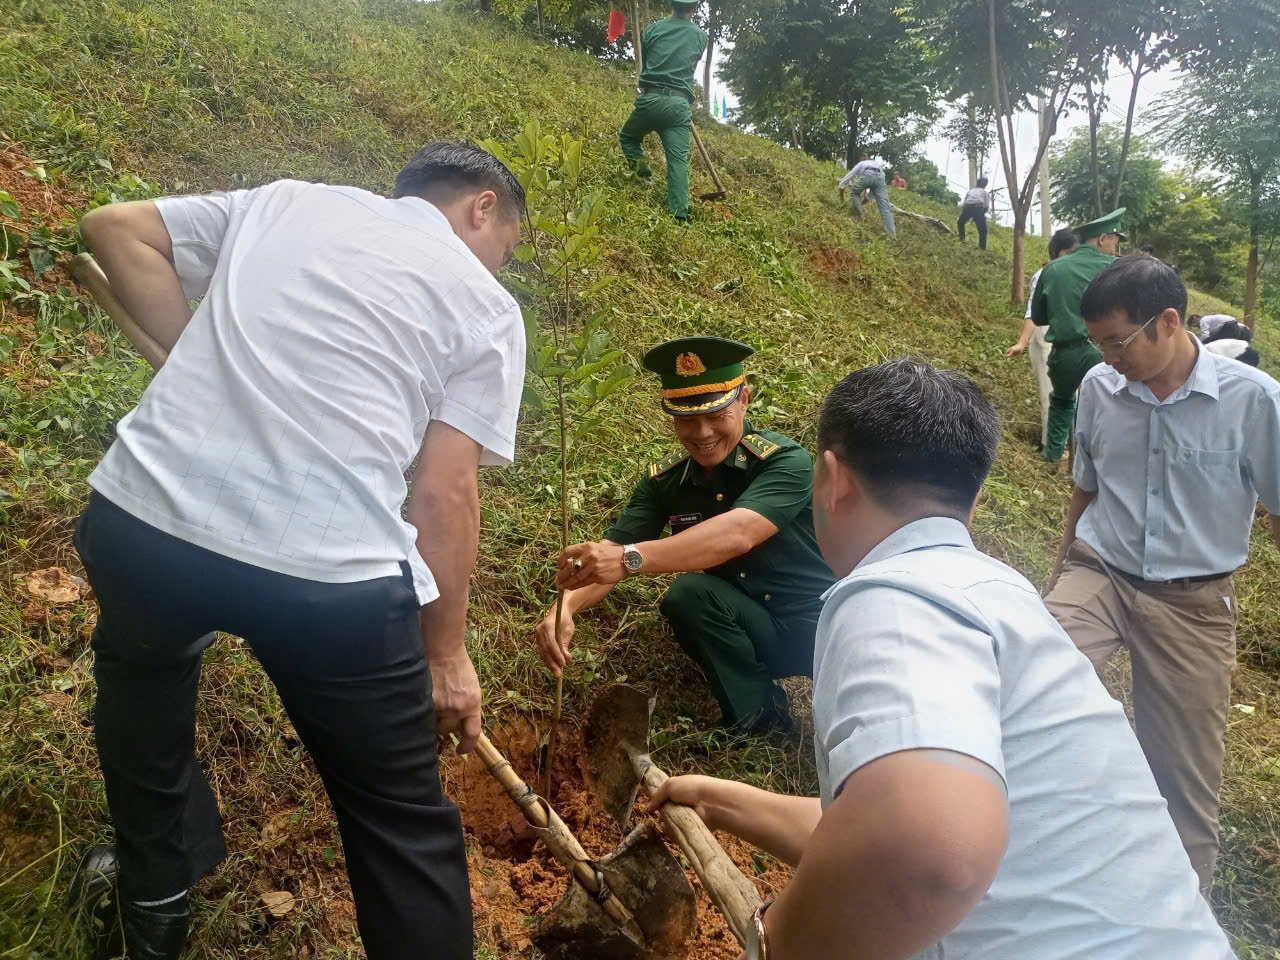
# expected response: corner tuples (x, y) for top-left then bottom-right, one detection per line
(573, 558), (584, 570)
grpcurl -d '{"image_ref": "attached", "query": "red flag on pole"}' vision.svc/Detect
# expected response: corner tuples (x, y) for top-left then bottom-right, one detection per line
(607, 8), (626, 42)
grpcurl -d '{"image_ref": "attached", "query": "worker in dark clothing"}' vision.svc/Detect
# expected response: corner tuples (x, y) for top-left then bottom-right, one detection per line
(618, 0), (708, 221)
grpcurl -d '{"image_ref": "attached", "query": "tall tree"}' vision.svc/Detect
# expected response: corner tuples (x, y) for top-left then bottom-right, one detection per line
(724, 0), (937, 168)
(1150, 60), (1280, 317)
(1049, 125), (1171, 232)
(915, 0), (1088, 302)
(940, 95), (994, 187)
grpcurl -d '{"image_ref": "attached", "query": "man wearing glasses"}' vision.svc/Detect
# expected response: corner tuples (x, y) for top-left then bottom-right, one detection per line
(1045, 255), (1280, 895)
(1030, 208), (1127, 462)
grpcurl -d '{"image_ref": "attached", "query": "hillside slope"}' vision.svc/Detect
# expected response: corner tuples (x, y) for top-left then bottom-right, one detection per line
(2, 0), (1278, 956)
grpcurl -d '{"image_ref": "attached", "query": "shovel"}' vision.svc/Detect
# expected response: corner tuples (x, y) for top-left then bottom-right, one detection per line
(689, 124), (727, 202)
(584, 685), (763, 947)
(474, 732), (697, 959)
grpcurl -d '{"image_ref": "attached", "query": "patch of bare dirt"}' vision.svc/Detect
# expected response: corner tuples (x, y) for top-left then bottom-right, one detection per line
(447, 717), (792, 959)
(806, 241), (861, 288)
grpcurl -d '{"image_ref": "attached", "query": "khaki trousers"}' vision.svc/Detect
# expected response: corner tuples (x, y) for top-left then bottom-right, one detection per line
(1028, 326), (1051, 447)
(1045, 540), (1236, 893)
(1044, 542), (1233, 896)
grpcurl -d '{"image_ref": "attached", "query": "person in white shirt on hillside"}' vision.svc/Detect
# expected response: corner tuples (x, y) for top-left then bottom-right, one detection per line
(838, 153), (896, 237)
(957, 176), (992, 249)
(66, 143), (526, 960)
(1007, 227), (1080, 450)
(653, 358), (1234, 960)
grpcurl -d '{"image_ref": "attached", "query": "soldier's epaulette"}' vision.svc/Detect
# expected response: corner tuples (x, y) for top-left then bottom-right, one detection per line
(649, 450), (690, 478)
(741, 433), (784, 460)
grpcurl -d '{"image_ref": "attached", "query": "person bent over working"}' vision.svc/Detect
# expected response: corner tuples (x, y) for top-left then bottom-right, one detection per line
(534, 336), (834, 733)
(654, 359), (1233, 959)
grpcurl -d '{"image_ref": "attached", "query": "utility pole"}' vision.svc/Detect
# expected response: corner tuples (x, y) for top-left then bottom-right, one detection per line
(1037, 96), (1052, 238)
(966, 101), (979, 188)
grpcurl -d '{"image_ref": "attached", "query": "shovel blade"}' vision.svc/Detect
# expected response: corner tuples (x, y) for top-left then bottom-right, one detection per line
(697, 191), (727, 201)
(535, 821), (697, 960)
(584, 684), (655, 828)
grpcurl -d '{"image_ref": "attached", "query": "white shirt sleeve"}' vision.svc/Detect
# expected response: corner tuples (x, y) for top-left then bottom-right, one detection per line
(837, 167), (858, 189)
(1073, 380), (1099, 492)
(1243, 383), (1280, 515)
(436, 302), (527, 467)
(1025, 268), (1043, 320)
(814, 580), (1006, 802)
(154, 192), (243, 299)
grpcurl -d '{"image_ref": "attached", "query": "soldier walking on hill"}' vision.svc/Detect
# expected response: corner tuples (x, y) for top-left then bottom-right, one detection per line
(618, 0), (708, 222)
(532, 336), (834, 733)
(1030, 207), (1127, 462)
(65, 144), (526, 960)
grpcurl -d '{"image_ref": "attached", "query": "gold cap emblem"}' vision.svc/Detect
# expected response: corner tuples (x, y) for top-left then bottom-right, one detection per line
(675, 352), (706, 377)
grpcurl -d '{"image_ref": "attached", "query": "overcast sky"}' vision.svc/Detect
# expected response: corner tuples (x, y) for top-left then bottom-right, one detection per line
(706, 54), (1185, 229)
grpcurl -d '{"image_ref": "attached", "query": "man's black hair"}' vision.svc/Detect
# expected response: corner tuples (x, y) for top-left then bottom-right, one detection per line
(817, 359), (1000, 514)
(976, 176), (989, 187)
(1141, 244), (1155, 254)
(393, 142), (525, 221)
(1080, 255), (1187, 339)
(1048, 227), (1078, 259)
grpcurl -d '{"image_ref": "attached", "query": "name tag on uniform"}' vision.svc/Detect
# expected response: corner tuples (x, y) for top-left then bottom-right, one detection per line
(670, 513), (702, 534)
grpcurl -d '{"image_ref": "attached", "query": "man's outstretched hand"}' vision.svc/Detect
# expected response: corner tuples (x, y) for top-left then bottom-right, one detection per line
(556, 540), (626, 590)
(430, 651), (483, 755)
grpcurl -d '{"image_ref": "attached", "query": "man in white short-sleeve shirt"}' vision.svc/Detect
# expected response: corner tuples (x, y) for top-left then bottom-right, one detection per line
(67, 143), (525, 960)
(653, 359), (1233, 959)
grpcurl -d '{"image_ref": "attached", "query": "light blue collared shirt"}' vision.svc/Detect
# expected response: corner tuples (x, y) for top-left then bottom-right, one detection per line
(1073, 336), (1280, 579)
(812, 517), (1233, 959)
(837, 159), (882, 189)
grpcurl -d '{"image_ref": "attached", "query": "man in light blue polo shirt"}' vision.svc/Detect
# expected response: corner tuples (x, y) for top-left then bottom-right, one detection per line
(1046, 255), (1280, 893)
(653, 359), (1231, 959)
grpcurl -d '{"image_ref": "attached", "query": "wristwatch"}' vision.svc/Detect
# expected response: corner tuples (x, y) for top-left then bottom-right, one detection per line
(622, 544), (644, 575)
(747, 897), (775, 960)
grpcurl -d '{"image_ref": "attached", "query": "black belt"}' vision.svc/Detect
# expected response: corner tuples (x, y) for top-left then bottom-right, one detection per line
(1110, 564), (1233, 588)
(640, 85), (692, 102)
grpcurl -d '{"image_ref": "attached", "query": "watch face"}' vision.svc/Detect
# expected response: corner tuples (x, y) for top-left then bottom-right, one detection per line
(624, 549), (643, 570)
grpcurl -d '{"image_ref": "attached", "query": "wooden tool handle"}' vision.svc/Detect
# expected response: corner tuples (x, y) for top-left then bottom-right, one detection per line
(70, 252), (170, 370)
(474, 734), (642, 938)
(689, 124), (726, 194)
(640, 763), (762, 947)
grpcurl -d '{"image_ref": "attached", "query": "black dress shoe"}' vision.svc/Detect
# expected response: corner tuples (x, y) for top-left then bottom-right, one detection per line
(66, 845), (191, 960)
(122, 897), (191, 960)
(67, 845), (123, 960)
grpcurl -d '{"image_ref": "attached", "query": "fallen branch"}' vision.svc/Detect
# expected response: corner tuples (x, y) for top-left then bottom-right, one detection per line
(890, 204), (953, 234)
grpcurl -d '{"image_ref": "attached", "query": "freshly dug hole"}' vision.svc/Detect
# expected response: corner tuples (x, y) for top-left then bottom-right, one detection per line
(445, 717), (793, 959)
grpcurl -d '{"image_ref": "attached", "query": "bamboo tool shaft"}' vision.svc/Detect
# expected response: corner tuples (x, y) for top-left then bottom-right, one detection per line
(474, 734), (641, 935)
(639, 761), (762, 947)
(689, 124), (726, 195)
(69, 253), (170, 370)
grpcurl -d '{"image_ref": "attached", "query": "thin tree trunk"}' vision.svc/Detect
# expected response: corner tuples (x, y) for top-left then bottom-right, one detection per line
(702, 15), (718, 118)
(1012, 214), (1028, 303)
(1246, 176), (1261, 319)
(1085, 79), (1103, 216)
(1111, 49), (1146, 210)
(844, 100), (861, 169)
(536, 0), (543, 31)
(631, 0), (643, 82)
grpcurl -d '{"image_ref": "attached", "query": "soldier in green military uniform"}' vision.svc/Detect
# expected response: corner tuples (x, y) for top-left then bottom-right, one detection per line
(533, 336), (834, 732)
(1031, 208), (1127, 462)
(618, 0), (708, 221)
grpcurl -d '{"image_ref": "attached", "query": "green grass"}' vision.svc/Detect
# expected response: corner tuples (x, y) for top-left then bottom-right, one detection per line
(1, 0), (1278, 956)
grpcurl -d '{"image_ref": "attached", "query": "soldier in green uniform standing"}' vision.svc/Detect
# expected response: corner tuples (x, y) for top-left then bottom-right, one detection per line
(533, 337), (834, 732)
(618, 0), (708, 221)
(1030, 208), (1127, 462)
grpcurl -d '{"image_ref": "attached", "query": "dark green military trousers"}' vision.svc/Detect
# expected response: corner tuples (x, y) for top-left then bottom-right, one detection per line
(1045, 339), (1103, 462)
(659, 573), (818, 730)
(619, 92), (692, 220)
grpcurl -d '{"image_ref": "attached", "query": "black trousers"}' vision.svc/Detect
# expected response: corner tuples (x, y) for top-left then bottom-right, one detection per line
(74, 493), (472, 960)
(957, 203), (988, 248)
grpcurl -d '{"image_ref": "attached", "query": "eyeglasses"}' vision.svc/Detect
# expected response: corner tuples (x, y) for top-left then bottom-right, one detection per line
(1088, 313), (1159, 353)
